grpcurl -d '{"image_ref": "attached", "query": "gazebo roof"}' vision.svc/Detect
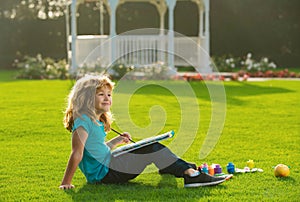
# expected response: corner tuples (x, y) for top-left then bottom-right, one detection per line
(75, 0), (205, 16)
(82, 0), (201, 2)
(80, 0), (204, 7)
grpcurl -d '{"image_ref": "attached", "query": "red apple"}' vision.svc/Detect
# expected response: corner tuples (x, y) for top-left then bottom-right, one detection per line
(274, 164), (290, 177)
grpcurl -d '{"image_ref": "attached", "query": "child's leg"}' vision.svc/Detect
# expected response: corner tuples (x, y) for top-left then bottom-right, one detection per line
(101, 143), (194, 183)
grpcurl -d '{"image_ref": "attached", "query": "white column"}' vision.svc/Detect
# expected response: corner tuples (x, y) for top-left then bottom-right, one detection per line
(158, 3), (167, 63)
(109, 0), (118, 64)
(70, 0), (77, 73)
(203, 0), (210, 71)
(158, 4), (167, 35)
(198, 0), (211, 72)
(199, 6), (203, 38)
(166, 0), (177, 70)
(203, 0), (210, 55)
(99, 0), (104, 35)
(197, 1), (203, 70)
(65, 3), (71, 67)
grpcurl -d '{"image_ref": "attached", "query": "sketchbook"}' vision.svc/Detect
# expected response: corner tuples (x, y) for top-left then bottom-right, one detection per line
(111, 130), (175, 157)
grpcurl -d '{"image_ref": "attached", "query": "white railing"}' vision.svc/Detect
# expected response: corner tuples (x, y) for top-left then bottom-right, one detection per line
(115, 35), (167, 66)
(174, 37), (199, 66)
(74, 35), (200, 68)
(75, 35), (111, 67)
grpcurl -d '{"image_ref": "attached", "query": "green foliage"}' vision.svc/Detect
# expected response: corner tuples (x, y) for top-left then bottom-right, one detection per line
(211, 54), (241, 72)
(211, 53), (277, 73)
(210, 53), (300, 78)
(0, 0), (68, 20)
(0, 72), (299, 201)
(110, 63), (134, 80)
(110, 63), (172, 80)
(70, 62), (171, 80)
(14, 54), (69, 79)
(74, 61), (107, 79)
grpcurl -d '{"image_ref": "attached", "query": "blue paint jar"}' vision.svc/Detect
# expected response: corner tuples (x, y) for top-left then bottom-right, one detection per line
(227, 162), (235, 174)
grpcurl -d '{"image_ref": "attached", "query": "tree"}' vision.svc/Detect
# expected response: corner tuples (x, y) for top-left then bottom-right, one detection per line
(0, 0), (71, 20)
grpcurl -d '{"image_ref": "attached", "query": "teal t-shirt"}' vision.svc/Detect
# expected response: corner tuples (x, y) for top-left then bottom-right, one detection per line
(73, 114), (111, 183)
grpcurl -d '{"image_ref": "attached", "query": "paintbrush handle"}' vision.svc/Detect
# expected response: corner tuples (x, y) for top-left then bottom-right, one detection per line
(111, 128), (136, 143)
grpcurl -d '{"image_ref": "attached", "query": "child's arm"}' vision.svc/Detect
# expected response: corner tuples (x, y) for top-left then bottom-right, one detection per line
(59, 127), (88, 189)
(106, 132), (132, 149)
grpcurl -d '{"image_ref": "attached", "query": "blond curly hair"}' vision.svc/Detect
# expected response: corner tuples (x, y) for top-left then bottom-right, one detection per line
(63, 74), (115, 132)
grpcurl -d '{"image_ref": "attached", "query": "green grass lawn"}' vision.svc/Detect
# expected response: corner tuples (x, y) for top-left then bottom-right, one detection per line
(0, 71), (299, 201)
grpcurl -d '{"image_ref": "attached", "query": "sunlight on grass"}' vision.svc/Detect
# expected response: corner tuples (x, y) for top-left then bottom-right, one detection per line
(0, 73), (299, 201)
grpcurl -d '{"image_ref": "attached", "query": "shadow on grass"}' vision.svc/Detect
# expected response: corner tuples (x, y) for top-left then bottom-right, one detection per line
(223, 82), (295, 105)
(0, 70), (18, 82)
(113, 80), (295, 106)
(191, 81), (295, 106)
(64, 174), (228, 201)
(276, 176), (296, 183)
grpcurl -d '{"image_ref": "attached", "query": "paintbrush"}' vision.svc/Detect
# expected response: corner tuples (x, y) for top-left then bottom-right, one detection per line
(111, 128), (136, 143)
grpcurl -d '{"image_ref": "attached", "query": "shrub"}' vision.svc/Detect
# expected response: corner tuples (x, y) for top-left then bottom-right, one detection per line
(73, 61), (107, 79)
(111, 62), (172, 80)
(211, 54), (241, 72)
(211, 53), (277, 73)
(240, 53), (277, 72)
(14, 54), (69, 79)
(67, 61), (171, 81)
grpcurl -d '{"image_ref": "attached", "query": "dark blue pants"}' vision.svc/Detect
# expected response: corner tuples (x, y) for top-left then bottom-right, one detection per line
(101, 143), (196, 184)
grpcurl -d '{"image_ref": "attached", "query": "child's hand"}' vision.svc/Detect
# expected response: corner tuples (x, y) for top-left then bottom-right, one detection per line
(59, 184), (75, 190)
(119, 132), (132, 144)
(107, 132), (133, 149)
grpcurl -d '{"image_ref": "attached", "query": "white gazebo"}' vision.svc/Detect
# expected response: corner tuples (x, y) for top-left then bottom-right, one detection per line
(67, 0), (211, 73)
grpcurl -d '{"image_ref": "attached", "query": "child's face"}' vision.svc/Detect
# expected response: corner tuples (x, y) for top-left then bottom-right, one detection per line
(95, 86), (112, 114)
